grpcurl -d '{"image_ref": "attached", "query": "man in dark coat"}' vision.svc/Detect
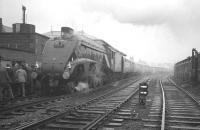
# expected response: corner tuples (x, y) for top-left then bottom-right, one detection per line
(0, 64), (14, 104)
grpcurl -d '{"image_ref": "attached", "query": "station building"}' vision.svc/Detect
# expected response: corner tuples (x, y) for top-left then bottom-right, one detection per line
(0, 18), (49, 67)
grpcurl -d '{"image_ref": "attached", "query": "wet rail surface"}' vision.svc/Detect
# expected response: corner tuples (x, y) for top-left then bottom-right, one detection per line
(162, 79), (200, 130)
(0, 76), (145, 130)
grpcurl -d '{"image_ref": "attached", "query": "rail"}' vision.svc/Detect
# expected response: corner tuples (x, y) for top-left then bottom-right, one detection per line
(160, 80), (165, 130)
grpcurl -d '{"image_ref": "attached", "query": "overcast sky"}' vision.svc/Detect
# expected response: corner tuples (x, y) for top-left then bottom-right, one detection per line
(1, 0), (200, 66)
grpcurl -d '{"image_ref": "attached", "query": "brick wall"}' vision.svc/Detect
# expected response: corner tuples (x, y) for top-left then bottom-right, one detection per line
(0, 33), (35, 52)
(0, 48), (36, 65)
(0, 33), (49, 65)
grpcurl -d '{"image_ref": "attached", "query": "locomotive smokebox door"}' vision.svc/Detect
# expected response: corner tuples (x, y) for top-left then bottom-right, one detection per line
(139, 82), (148, 105)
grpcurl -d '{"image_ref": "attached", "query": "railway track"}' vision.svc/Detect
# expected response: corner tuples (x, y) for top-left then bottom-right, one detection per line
(90, 79), (151, 130)
(0, 75), (139, 115)
(142, 78), (200, 130)
(163, 79), (200, 130)
(33, 79), (143, 130)
(141, 79), (163, 129)
(0, 76), (145, 130)
(0, 95), (71, 114)
(91, 88), (139, 130)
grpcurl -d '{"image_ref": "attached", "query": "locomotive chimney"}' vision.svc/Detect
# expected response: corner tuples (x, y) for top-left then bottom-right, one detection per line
(61, 27), (74, 39)
(22, 5), (26, 24)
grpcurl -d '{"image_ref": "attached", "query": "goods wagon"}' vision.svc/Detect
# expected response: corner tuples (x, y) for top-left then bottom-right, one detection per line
(174, 48), (200, 82)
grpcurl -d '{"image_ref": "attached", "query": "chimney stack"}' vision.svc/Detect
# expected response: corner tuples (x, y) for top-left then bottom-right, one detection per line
(0, 18), (2, 32)
(22, 5), (26, 24)
(61, 27), (74, 39)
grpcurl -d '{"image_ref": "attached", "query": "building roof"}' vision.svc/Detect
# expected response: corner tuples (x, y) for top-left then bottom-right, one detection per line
(0, 32), (49, 39)
(2, 25), (12, 32)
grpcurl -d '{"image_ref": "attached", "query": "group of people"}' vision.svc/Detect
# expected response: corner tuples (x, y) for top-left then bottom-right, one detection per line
(0, 63), (38, 104)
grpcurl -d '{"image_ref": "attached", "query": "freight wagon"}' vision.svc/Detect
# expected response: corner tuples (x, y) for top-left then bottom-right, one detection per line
(174, 48), (200, 82)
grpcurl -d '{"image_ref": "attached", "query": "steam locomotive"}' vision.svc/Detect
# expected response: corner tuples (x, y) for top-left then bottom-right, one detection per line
(40, 27), (168, 95)
(40, 27), (135, 94)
